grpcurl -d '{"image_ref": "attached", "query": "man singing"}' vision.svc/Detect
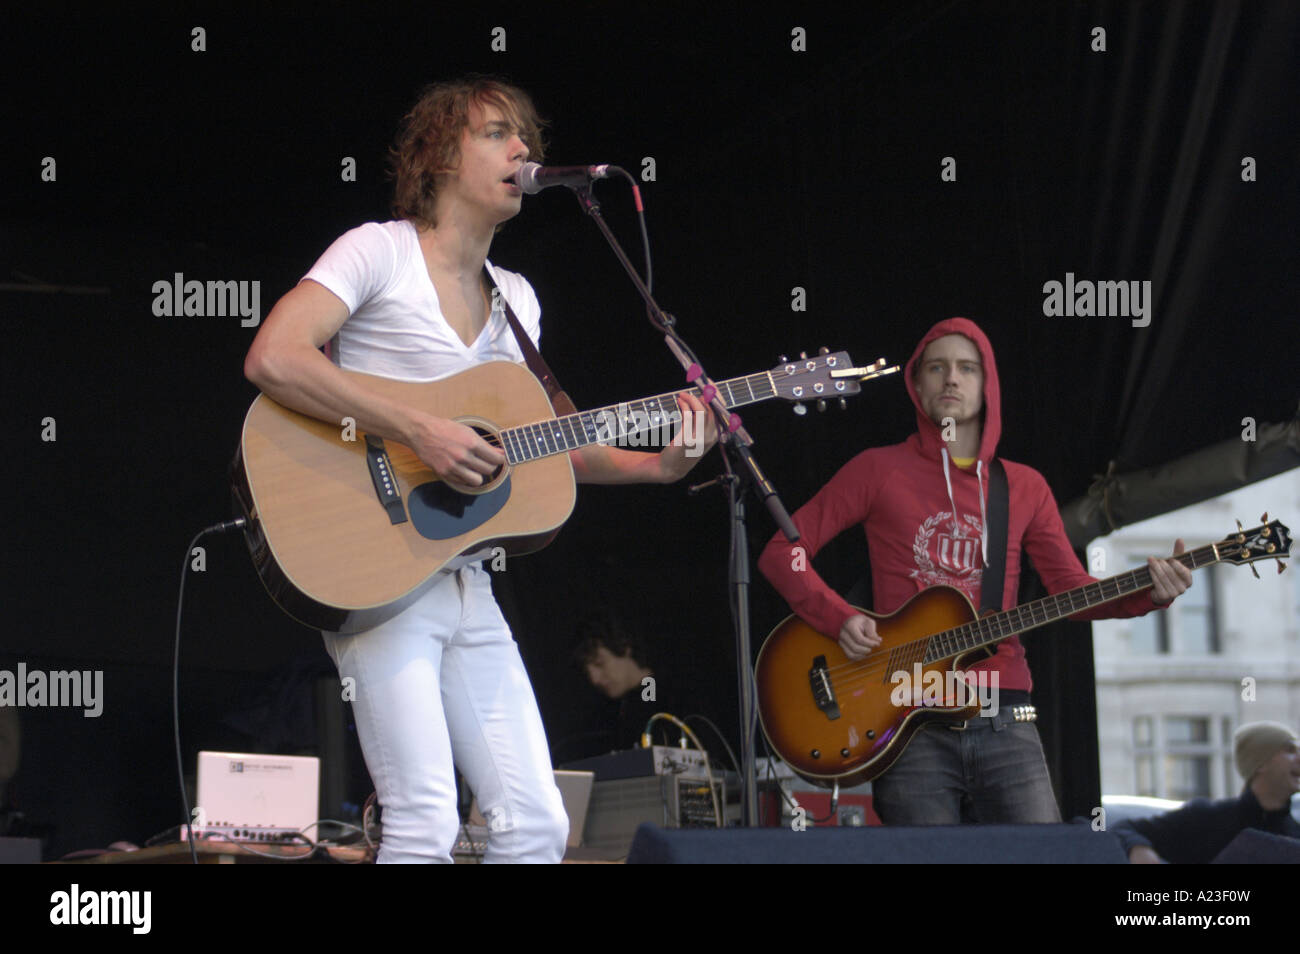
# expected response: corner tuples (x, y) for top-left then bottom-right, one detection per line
(245, 76), (714, 862)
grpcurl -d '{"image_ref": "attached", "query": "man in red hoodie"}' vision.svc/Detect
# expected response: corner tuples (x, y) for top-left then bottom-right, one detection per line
(757, 318), (1192, 824)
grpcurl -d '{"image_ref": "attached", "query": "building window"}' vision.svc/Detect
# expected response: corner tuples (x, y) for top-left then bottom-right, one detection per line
(1134, 715), (1222, 799)
(1134, 716), (1155, 796)
(1127, 560), (1220, 655)
(1135, 756), (1155, 796)
(1223, 716), (1235, 794)
(1171, 565), (1219, 654)
(1293, 561), (1300, 633)
(1134, 716), (1153, 746)
(1164, 716), (1212, 799)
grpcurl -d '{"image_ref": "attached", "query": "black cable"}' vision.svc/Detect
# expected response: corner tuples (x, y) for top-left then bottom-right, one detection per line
(612, 166), (653, 295)
(683, 713), (741, 778)
(174, 517), (246, 864)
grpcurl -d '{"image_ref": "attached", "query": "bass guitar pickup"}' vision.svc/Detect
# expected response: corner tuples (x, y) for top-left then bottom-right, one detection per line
(810, 655), (840, 720)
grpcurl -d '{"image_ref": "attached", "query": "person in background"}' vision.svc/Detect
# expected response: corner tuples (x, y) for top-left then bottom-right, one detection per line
(1117, 721), (1300, 863)
(575, 612), (675, 751)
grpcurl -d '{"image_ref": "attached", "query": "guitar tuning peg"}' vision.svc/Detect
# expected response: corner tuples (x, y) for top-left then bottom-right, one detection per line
(1250, 563), (1260, 579)
(793, 402), (807, 416)
(1235, 518), (1244, 531)
(817, 399), (827, 412)
(1278, 560), (1288, 574)
(819, 346), (829, 355)
(839, 398), (847, 411)
(1261, 512), (1269, 523)
(799, 351), (807, 360)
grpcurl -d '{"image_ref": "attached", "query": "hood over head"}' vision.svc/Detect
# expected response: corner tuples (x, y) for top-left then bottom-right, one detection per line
(902, 317), (1003, 569)
(903, 316), (1002, 464)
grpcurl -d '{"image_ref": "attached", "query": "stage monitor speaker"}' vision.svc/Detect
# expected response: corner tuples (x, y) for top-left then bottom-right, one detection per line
(627, 822), (1126, 863)
(1210, 829), (1300, 864)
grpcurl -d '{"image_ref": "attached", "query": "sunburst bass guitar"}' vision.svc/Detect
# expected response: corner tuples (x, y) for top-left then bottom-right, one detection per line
(232, 351), (896, 633)
(756, 518), (1291, 787)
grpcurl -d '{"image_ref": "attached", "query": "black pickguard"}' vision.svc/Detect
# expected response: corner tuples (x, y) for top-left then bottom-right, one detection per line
(407, 477), (512, 540)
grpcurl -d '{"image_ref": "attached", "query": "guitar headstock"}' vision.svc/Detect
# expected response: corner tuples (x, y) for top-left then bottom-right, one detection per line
(1217, 514), (1291, 577)
(771, 348), (899, 415)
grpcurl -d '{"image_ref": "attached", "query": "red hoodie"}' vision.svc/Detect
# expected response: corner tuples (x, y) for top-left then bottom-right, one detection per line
(757, 317), (1161, 692)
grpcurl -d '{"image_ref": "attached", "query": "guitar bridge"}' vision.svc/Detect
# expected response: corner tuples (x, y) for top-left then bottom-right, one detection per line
(364, 435), (408, 525)
(809, 655), (840, 720)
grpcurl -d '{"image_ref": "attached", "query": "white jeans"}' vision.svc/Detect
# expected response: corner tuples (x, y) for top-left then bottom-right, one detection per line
(322, 564), (568, 863)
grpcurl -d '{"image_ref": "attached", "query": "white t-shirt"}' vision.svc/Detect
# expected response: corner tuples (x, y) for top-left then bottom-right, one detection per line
(302, 219), (541, 381)
(302, 219), (543, 573)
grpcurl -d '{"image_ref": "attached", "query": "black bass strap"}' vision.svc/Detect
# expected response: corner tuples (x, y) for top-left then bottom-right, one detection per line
(980, 457), (1009, 612)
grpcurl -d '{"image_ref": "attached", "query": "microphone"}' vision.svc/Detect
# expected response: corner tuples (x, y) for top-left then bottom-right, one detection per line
(514, 161), (612, 194)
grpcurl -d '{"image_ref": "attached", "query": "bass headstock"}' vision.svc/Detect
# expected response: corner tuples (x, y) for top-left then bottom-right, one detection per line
(1217, 514), (1291, 577)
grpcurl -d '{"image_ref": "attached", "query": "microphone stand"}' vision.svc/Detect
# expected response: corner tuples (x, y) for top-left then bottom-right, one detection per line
(569, 178), (799, 827)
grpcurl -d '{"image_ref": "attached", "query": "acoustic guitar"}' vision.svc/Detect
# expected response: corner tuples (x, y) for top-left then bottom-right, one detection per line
(755, 518), (1291, 787)
(232, 351), (894, 632)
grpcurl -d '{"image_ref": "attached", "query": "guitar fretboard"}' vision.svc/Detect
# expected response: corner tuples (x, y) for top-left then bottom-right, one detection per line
(500, 372), (776, 464)
(922, 544), (1218, 663)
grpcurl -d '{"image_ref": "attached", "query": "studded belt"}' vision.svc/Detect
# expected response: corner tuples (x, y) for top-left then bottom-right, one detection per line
(947, 703), (1037, 731)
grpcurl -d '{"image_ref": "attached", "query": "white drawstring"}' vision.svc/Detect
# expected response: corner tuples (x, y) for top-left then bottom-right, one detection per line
(941, 448), (989, 566)
(941, 449), (960, 533)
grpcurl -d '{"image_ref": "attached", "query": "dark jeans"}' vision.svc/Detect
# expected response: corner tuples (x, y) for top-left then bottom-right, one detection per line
(872, 719), (1061, 825)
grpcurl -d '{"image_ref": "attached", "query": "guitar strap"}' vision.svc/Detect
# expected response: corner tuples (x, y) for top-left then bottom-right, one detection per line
(980, 457), (1010, 613)
(483, 265), (579, 416)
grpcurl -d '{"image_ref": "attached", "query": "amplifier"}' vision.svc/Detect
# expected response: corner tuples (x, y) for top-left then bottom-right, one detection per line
(582, 775), (726, 858)
(560, 745), (712, 781)
(453, 824), (490, 859)
(193, 751), (320, 840)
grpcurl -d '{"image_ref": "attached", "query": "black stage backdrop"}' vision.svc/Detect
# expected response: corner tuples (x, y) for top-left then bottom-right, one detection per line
(3, 2), (1296, 857)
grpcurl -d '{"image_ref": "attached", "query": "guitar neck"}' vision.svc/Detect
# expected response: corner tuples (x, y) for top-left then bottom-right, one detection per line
(923, 544), (1222, 663)
(499, 372), (775, 464)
